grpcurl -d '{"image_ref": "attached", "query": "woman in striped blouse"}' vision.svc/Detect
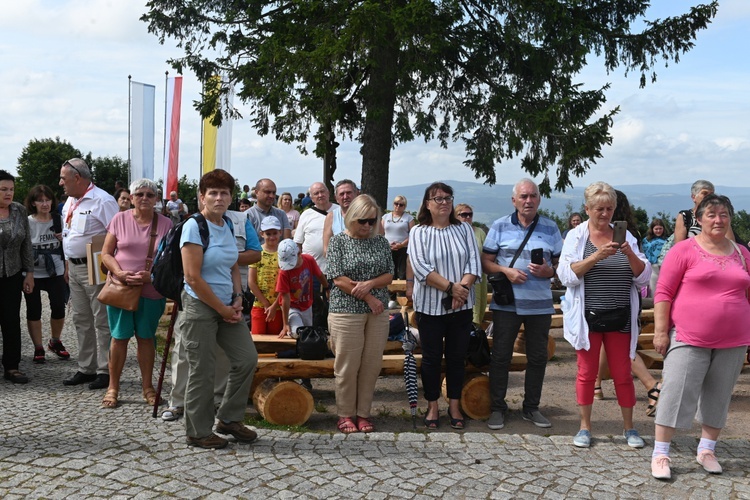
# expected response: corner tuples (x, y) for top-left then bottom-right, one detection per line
(409, 182), (481, 430)
(557, 182), (651, 449)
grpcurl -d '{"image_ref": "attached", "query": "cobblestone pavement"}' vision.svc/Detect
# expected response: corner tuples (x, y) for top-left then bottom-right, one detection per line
(2, 313), (750, 498)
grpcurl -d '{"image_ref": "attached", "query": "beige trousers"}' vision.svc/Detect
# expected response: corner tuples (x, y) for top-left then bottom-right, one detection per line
(328, 311), (389, 418)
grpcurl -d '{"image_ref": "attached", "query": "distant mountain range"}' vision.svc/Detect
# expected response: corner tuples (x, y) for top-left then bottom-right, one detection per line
(284, 181), (750, 227)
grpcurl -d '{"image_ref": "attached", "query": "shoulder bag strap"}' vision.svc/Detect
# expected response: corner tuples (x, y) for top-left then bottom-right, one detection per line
(508, 214), (539, 268)
(144, 212), (159, 271)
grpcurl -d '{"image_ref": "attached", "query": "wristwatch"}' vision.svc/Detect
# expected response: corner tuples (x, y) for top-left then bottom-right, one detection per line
(231, 292), (243, 300)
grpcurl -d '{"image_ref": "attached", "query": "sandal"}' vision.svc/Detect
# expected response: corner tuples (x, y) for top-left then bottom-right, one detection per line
(448, 409), (465, 430)
(101, 389), (119, 409)
(593, 386), (604, 400)
(357, 417), (374, 433)
(161, 406), (184, 421)
(337, 416), (359, 434)
(646, 382), (662, 417)
(423, 409), (439, 430)
(143, 387), (161, 406)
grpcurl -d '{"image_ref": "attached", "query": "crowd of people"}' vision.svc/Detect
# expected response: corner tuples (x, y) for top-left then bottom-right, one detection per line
(1, 163), (748, 481)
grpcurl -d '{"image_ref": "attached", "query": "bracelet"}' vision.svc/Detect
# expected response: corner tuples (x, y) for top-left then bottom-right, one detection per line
(445, 281), (453, 295)
(405, 279), (414, 283)
(231, 292), (243, 300)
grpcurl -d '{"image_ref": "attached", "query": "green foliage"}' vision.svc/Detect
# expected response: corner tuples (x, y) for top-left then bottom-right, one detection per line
(15, 137), (90, 203)
(733, 210), (750, 245)
(142, 1), (718, 207)
(176, 175), (199, 214)
(538, 208), (566, 234)
(632, 205), (650, 242)
(90, 156), (129, 195)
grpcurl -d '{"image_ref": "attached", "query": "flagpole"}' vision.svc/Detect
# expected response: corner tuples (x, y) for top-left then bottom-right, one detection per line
(127, 75), (132, 186)
(163, 71), (168, 190)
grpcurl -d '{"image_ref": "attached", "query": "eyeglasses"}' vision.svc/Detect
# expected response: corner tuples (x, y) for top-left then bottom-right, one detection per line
(357, 218), (377, 226)
(458, 212), (473, 218)
(430, 196), (454, 204)
(394, 202), (405, 207)
(34, 199), (52, 204)
(133, 192), (156, 199)
(63, 160), (82, 177)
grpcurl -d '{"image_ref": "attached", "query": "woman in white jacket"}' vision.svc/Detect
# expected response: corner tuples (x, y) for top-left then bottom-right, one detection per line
(557, 182), (651, 449)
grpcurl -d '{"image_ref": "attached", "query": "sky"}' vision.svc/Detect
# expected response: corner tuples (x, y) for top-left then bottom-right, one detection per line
(1, 1), (748, 193)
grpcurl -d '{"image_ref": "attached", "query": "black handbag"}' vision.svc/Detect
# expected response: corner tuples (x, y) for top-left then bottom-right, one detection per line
(466, 326), (491, 368)
(296, 326), (329, 360)
(585, 306), (630, 333)
(489, 215), (539, 306)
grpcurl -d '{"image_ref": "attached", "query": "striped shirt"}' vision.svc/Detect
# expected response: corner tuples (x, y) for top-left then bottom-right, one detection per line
(582, 239), (633, 332)
(483, 212), (562, 315)
(409, 222), (482, 316)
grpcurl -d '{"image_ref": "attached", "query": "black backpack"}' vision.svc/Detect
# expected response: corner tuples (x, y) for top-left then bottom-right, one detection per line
(466, 325), (491, 368)
(151, 213), (232, 307)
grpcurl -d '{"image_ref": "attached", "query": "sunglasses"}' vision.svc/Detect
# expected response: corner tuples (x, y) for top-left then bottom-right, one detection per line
(394, 202), (405, 207)
(458, 212), (473, 218)
(63, 160), (82, 177)
(357, 218), (377, 226)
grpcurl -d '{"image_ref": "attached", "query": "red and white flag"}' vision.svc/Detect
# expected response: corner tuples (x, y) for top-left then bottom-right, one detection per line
(162, 76), (182, 196)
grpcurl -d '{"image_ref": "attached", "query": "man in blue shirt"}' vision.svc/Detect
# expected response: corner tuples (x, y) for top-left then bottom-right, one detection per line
(482, 178), (562, 430)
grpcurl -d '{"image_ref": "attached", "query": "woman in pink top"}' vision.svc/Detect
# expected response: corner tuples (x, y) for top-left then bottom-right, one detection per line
(100, 179), (173, 409)
(650, 194), (750, 480)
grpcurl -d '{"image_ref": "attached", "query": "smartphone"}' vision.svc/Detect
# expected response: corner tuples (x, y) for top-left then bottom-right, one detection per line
(612, 221), (627, 245)
(441, 296), (453, 310)
(531, 248), (544, 265)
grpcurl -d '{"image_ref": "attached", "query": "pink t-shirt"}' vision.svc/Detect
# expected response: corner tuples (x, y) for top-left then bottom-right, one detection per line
(107, 211), (173, 300)
(655, 238), (750, 348)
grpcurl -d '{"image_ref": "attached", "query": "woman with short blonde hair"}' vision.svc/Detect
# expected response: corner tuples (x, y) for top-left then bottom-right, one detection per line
(327, 194), (393, 433)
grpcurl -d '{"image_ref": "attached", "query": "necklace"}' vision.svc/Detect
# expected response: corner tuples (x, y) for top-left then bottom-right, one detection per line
(391, 212), (403, 223)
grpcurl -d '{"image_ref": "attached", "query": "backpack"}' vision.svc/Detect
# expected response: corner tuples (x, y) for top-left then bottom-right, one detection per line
(151, 213), (233, 307)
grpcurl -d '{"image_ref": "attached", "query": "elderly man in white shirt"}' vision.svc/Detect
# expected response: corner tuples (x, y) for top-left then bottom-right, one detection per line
(59, 158), (119, 390)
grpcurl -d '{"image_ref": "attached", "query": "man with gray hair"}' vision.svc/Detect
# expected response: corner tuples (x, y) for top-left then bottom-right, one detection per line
(59, 158), (119, 389)
(481, 178), (562, 430)
(322, 179), (359, 255)
(294, 181), (339, 274)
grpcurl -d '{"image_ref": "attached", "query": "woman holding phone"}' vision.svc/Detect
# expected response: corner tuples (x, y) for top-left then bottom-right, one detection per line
(557, 181), (651, 449)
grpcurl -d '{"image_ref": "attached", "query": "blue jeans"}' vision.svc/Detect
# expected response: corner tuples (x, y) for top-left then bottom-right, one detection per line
(489, 310), (551, 412)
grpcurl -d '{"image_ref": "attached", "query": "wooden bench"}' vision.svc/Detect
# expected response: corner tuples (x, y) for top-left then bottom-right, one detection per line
(637, 349), (664, 369)
(251, 352), (528, 425)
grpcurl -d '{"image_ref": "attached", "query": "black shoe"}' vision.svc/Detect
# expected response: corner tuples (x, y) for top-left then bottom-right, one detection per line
(63, 371), (97, 386)
(88, 374), (110, 390)
(4, 370), (29, 384)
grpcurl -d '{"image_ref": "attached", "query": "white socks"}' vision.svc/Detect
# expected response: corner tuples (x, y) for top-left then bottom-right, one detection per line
(652, 440), (670, 458)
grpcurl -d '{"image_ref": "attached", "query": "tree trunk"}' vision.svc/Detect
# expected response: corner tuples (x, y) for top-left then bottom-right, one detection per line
(359, 34), (399, 209)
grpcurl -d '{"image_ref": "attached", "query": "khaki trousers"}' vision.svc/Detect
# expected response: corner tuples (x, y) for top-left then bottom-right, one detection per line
(68, 262), (110, 375)
(178, 291), (257, 439)
(328, 311), (389, 418)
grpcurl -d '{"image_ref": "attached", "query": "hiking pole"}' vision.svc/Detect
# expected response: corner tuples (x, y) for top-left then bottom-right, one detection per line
(153, 303), (179, 418)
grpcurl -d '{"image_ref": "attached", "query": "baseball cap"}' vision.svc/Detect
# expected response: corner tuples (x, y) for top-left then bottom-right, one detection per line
(277, 239), (300, 271)
(260, 215), (281, 231)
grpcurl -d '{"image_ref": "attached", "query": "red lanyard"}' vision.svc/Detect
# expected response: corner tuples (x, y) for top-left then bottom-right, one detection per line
(65, 184), (95, 228)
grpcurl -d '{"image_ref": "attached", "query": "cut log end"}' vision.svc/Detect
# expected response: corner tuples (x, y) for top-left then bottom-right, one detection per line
(252, 379), (314, 426)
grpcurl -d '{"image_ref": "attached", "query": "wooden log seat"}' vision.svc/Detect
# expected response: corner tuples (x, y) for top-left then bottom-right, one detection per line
(637, 349), (664, 369)
(441, 373), (491, 421)
(252, 379), (314, 426)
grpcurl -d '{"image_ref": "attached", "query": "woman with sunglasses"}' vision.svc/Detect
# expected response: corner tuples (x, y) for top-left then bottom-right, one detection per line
(99, 179), (173, 409)
(455, 203), (487, 327)
(409, 183), (482, 429)
(327, 194), (393, 434)
(380, 195), (414, 280)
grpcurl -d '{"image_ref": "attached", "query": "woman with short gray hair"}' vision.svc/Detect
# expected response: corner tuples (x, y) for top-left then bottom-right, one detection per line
(99, 179), (173, 409)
